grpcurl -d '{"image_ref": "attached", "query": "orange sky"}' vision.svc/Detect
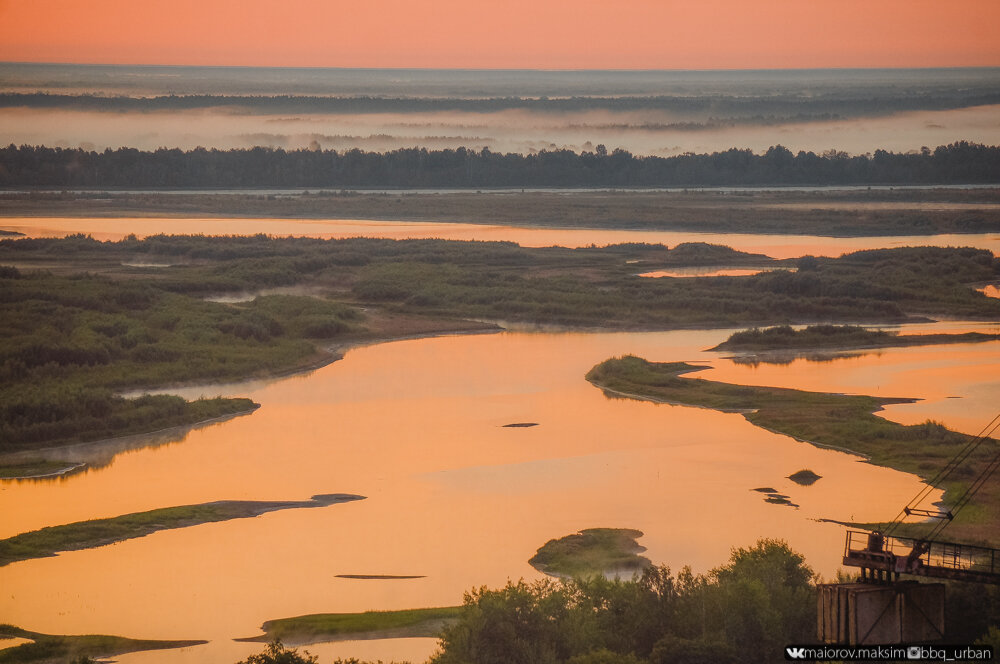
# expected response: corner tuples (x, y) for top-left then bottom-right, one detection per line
(1, 0), (998, 70)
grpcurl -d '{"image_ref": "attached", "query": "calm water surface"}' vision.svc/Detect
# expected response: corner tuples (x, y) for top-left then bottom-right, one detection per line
(3, 324), (997, 663)
(4, 216), (1000, 259)
(639, 267), (786, 278)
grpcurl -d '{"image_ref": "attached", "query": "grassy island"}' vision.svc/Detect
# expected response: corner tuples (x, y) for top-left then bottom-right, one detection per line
(586, 356), (999, 544)
(238, 607), (463, 645)
(0, 624), (205, 664)
(529, 528), (652, 579)
(0, 494), (363, 567)
(711, 324), (998, 352)
(2, 236), (999, 456)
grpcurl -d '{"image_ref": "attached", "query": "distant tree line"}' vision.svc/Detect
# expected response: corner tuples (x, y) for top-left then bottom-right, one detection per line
(1, 142), (998, 188)
(4, 91), (1000, 116)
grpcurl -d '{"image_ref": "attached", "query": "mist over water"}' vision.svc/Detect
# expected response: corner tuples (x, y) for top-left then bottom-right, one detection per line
(2, 64), (999, 155)
(4, 105), (1000, 156)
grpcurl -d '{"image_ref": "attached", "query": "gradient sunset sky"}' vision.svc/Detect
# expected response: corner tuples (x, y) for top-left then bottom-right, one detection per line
(1, 0), (999, 70)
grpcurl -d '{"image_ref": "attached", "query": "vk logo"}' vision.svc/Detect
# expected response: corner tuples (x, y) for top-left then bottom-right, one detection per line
(786, 647), (807, 659)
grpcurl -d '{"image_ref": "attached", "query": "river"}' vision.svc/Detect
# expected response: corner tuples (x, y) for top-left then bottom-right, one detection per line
(2, 321), (998, 663)
(2, 217), (999, 662)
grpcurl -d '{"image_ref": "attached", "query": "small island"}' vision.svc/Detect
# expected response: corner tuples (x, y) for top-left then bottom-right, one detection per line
(237, 607), (463, 645)
(334, 574), (425, 580)
(710, 324), (997, 352)
(529, 528), (652, 579)
(788, 469), (822, 486)
(0, 494), (364, 567)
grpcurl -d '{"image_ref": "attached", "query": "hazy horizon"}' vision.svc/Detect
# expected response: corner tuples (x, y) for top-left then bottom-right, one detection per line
(3, 64), (998, 157)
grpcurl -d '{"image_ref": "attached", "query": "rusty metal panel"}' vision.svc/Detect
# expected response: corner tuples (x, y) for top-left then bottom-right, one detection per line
(899, 583), (945, 643)
(817, 582), (946, 645)
(849, 585), (900, 645)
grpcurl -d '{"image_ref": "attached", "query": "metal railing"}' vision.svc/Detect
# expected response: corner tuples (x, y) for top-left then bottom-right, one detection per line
(844, 530), (1000, 582)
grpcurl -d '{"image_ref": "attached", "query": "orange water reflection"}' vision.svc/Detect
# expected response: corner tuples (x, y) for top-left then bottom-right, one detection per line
(705, 320), (1000, 436)
(4, 216), (1000, 258)
(638, 267), (784, 278)
(0, 328), (975, 663)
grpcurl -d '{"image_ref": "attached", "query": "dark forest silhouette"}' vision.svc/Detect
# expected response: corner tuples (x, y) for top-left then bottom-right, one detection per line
(2, 142), (998, 188)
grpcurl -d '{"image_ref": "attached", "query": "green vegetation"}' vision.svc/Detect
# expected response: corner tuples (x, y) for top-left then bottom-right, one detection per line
(433, 540), (815, 664)
(0, 262), (364, 455)
(237, 541), (1000, 664)
(2, 235), (999, 453)
(240, 607), (463, 645)
(0, 494), (363, 566)
(586, 356), (999, 543)
(237, 640), (318, 664)
(0, 460), (84, 479)
(529, 528), (652, 578)
(711, 324), (998, 352)
(2, 392), (257, 456)
(0, 625), (204, 664)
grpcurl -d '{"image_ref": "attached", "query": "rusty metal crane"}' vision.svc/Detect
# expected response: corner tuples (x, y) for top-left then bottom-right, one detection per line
(842, 412), (1000, 585)
(819, 413), (1000, 645)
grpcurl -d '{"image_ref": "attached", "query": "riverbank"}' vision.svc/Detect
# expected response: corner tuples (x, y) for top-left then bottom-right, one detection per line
(586, 356), (999, 545)
(4, 188), (1000, 236)
(0, 625), (206, 664)
(0, 405), (260, 480)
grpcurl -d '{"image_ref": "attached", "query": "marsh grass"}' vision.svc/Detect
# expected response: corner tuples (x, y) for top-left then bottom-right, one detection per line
(0, 265), (363, 453)
(0, 625), (204, 664)
(0, 460), (82, 479)
(712, 324), (998, 352)
(2, 236), (999, 452)
(240, 608), (464, 644)
(0, 494), (363, 566)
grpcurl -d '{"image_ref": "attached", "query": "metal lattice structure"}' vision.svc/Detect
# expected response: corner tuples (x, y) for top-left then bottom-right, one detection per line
(843, 530), (1000, 585)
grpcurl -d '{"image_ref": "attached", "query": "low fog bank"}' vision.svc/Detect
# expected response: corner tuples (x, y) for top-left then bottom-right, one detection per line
(4, 104), (999, 157)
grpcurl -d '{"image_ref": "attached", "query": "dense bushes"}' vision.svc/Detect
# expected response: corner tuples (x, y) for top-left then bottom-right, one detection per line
(432, 540), (815, 664)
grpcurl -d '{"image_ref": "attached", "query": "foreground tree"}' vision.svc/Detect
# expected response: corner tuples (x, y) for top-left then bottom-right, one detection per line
(237, 640), (317, 664)
(431, 539), (815, 664)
